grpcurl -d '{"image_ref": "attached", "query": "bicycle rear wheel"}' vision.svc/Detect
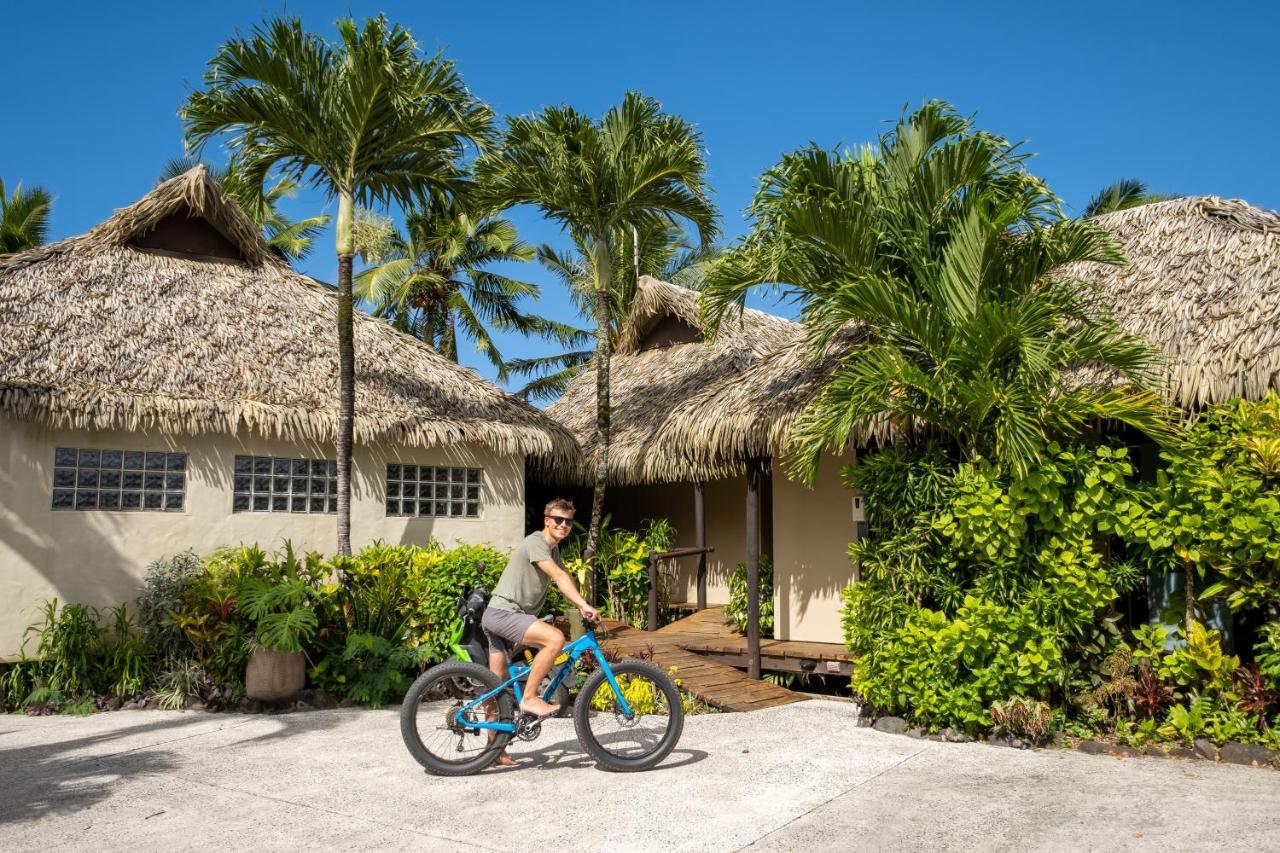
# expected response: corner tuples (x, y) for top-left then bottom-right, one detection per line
(400, 660), (514, 776)
(573, 659), (684, 772)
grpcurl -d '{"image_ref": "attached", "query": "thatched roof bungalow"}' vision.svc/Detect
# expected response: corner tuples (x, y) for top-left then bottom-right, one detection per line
(0, 167), (574, 659)
(544, 196), (1280, 653)
(653, 195), (1280, 472)
(545, 275), (799, 486)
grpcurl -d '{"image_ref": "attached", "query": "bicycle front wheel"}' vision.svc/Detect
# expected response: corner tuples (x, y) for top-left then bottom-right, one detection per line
(400, 660), (514, 776)
(573, 659), (684, 772)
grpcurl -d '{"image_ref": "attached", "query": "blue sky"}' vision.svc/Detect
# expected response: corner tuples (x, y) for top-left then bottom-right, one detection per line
(6, 1), (1278, 396)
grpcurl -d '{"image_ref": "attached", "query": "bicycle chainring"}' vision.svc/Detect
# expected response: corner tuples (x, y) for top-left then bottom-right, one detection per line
(515, 714), (543, 742)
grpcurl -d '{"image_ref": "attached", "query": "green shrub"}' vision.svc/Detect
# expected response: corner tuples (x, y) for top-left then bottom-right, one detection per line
(726, 556), (774, 637)
(136, 550), (203, 664)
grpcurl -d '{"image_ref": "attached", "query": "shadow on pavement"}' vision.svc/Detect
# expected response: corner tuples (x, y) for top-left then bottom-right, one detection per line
(0, 709), (355, 825)
(498, 736), (708, 773)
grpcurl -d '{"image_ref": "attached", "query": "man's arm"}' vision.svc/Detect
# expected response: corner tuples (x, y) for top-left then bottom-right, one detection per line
(535, 560), (599, 621)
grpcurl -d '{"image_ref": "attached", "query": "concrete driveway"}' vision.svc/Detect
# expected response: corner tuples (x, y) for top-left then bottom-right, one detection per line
(2, 700), (1277, 852)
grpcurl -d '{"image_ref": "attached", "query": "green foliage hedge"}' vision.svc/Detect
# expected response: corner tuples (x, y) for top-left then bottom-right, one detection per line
(844, 395), (1280, 743)
(2, 539), (512, 714)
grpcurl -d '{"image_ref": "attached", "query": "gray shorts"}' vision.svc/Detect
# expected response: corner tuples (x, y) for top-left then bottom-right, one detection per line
(481, 607), (537, 659)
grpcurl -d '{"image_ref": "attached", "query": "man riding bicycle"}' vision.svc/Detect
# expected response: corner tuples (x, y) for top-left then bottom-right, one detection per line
(480, 498), (599, 766)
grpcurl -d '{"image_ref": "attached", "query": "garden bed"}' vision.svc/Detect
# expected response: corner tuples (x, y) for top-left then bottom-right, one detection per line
(864, 714), (1280, 770)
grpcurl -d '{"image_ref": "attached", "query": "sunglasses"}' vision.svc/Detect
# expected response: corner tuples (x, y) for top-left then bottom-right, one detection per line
(546, 515), (574, 527)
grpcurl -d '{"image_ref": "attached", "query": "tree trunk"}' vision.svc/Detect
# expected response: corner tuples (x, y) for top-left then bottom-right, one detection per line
(582, 235), (613, 607)
(335, 192), (356, 557)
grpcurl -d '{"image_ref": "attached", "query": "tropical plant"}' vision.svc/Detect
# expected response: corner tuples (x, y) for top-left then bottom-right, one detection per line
(24, 599), (103, 698)
(511, 221), (720, 401)
(102, 604), (151, 699)
(726, 556), (774, 637)
(1082, 178), (1180, 218)
(159, 157), (329, 261)
(136, 549), (203, 664)
(355, 194), (549, 379)
(476, 91), (718, 569)
(702, 100), (1168, 482)
(234, 545), (321, 654)
(183, 15), (492, 554)
(0, 177), (53, 254)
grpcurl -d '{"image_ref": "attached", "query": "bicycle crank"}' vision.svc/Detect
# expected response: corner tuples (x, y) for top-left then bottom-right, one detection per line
(515, 714), (544, 742)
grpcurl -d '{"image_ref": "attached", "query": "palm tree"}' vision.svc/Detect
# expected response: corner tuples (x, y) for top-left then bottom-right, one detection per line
(0, 178), (53, 254)
(476, 91), (718, 565)
(159, 157), (329, 262)
(704, 101), (1168, 481)
(510, 222), (717, 402)
(354, 195), (549, 380)
(1083, 178), (1180, 218)
(183, 15), (491, 555)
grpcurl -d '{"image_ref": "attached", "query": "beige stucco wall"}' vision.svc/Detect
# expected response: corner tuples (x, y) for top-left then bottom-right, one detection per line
(0, 414), (526, 660)
(771, 453), (859, 644)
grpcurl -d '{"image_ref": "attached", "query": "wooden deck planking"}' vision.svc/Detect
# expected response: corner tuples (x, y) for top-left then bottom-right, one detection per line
(594, 606), (852, 712)
(597, 619), (806, 712)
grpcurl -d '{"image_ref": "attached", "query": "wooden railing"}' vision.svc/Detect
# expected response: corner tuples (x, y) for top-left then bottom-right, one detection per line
(647, 546), (715, 630)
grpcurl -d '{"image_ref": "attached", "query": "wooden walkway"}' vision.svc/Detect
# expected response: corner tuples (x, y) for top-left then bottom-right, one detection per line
(597, 606), (851, 712)
(658, 607), (853, 677)
(597, 618), (808, 712)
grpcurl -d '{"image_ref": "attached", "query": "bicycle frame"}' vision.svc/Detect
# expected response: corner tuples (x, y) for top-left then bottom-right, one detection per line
(455, 627), (632, 733)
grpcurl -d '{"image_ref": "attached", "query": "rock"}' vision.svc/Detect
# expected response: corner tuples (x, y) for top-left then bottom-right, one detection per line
(1144, 746), (1168, 759)
(1008, 737), (1025, 750)
(1218, 741), (1279, 767)
(938, 727), (973, 743)
(187, 701), (206, 712)
(984, 733), (1005, 746)
(905, 727), (925, 739)
(872, 716), (907, 735)
(1193, 738), (1220, 761)
(1167, 746), (1197, 760)
(293, 701), (313, 713)
(339, 698), (361, 709)
(105, 696), (123, 712)
(1050, 733), (1067, 749)
(1076, 739), (1111, 756)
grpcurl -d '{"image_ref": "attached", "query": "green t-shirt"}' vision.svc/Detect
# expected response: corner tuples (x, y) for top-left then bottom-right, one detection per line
(490, 531), (564, 614)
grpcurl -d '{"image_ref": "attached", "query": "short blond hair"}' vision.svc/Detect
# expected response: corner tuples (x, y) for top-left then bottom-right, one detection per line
(544, 498), (575, 516)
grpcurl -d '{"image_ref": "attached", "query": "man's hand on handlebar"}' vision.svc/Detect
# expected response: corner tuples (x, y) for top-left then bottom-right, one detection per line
(579, 605), (601, 626)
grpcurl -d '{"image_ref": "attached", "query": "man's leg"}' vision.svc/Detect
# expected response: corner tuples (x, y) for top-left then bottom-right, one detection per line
(486, 648), (517, 767)
(518, 620), (565, 716)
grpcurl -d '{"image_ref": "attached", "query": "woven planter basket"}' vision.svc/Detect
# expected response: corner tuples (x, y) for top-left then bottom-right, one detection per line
(245, 647), (306, 701)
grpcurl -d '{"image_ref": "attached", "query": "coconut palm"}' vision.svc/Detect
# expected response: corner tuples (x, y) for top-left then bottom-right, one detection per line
(183, 15), (492, 555)
(159, 157), (329, 262)
(510, 222), (717, 402)
(354, 196), (552, 380)
(704, 101), (1168, 481)
(1084, 178), (1180, 218)
(476, 91), (718, 563)
(0, 178), (53, 254)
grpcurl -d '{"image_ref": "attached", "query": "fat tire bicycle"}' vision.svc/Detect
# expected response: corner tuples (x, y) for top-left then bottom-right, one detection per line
(400, 612), (683, 775)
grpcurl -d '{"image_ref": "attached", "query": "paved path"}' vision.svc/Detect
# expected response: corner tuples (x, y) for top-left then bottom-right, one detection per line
(2, 701), (1278, 852)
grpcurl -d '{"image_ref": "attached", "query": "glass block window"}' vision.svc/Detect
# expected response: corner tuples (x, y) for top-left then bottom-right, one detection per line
(52, 447), (186, 512)
(386, 465), (481, 518)
(232, 455), (336, 513)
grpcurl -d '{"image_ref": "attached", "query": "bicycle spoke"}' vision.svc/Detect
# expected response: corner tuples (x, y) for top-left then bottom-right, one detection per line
(581, 672), (676, 760)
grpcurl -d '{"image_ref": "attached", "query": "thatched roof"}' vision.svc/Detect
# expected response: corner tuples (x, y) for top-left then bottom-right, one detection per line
(544, 276), (800, 484)
(583, 196), (1280, 481)
(1069, 196), (1280, 406)
(0, 166), (577, 465)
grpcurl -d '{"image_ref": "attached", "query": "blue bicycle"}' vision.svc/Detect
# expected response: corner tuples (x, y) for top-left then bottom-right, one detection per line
(400, 594), (683, 775)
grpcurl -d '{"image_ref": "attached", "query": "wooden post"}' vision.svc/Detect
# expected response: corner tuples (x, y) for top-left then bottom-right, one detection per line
(760, 461), (774, 569)
(745, 459), (763, 680)
(694, 480), (707, 611)
(648, 551), (659, 631)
